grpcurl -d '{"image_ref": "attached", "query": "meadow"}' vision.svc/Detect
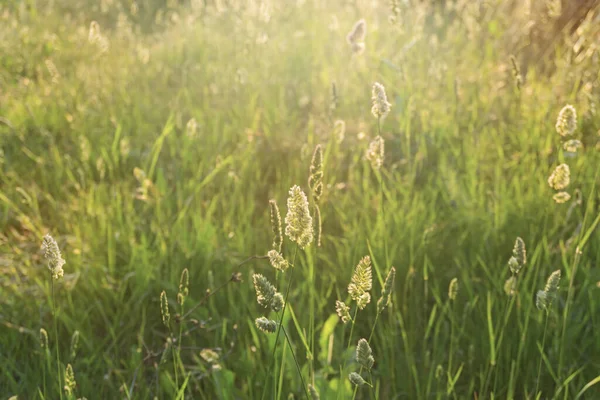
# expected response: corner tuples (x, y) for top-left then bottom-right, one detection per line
(1, 0), (600, 399)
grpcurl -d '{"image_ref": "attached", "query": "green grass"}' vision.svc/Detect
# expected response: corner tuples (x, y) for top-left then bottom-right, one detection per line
(1, 1), (600, 399)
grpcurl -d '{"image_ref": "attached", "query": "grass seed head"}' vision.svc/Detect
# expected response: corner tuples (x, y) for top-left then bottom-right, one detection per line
(504, 276), (517, 296)
(308, 145), (324, 203)
(334, 120), (346, 144)
(267, 250), (289, 271)
(448, 277), (459, 301)
(346, 19), (367, 45)
(178, 268), (189, 306)
(308, 383), (320, 400)
(269, 200), (283, 253)
(40, 328), (49, 349)
(335, 300), (351, 324)
(356, 338), (375, 370)
(512, 237), (526, 269)
(349, 372), (367, 386)
(270, 292), (285, 313)
(285, 185), (313, 249)
(556, 105), (577, 137)
(548, 164), (570, 190)
(366, 135), (385, 170)
(70, 330), (80, 360)
(348, 256), (372, 308)
(377, 266), (396, 313)
(553, 191), (571, 204)
(563, 139), (582, 153)
(64, 364), (76, 395)
(252, 273), (277, 309)
(42, 234), (65, 280)
(160, 290), (170, 327)
(255, 316), (277, 333)
(371, 82), (391, 119)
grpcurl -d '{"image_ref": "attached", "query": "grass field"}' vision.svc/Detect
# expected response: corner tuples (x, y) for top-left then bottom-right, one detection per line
(1, 1), (600, 399)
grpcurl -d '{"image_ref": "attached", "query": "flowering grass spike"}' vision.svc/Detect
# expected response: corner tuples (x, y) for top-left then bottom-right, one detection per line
(285, 185), (313, 249)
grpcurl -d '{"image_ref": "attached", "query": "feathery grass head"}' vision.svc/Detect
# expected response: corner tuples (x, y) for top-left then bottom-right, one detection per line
(64, 364), (76, 395)
(563, 139), (582, 153)
(40, 328), (49, 349)
(41, 234), (65, 280)
(285, 185), (313, 249)
(271, 292), (285, 312)
(348, 256), (372, 309)
(511, 237), (526, 272)
(537, 270), (561, 311)
(553, 191), (571, 203)
(356, 338), (375, 369)
(269, 199), (283, 253)
(177, 268), (189, 306)
(366, 135), (385, 170)
(349, 372), (367, 386)
(556, 105), (577, 137)
(255, 316), (277, 333)
(351, 42), (365, 55)
(371, 82), (391, 119)
(504, 276), (517, 296)
(160, 291), (170, 327)
(377, 266), (396, 313)
(308, 383), (320, 400)
(308, 145), (324, 203)
(346, 19), (367, 45)
(548, 164), (570, 190)
(334, 120), (346, 144)
(448, 277), (459, 301)
(252, 273), (277, 309)
(267, 250), (289, 271)
(70, 330), (80, 360)
(335, 300), (351, 324)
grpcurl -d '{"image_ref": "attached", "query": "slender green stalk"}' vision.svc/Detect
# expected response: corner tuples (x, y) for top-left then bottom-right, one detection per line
(535, 312), (550, 397)
(558, 248), (581, 380)
(262, 244), (299, 400)
(282, 326), (310, 399)
(51, 278), (63, 400)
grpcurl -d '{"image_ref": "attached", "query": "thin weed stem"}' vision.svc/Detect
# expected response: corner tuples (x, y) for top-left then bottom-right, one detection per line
(51, 278), (63, 400)
(535, 312), (550, 397)
(282, 326), (310, 399)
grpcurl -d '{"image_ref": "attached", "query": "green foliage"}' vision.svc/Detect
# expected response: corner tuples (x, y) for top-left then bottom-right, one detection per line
(1, 1), (600, 399)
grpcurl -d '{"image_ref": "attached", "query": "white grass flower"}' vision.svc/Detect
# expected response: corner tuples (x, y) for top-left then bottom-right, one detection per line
(349, 372), (366, 386)
(563, 139), (582, 152)
(255, 316), (277, 333)
(41, 234), (65, 280)
(335, 300), (351, 324)
(346, 19), (367, 45)
(512, 237), (526, 270)
(267, 250), (289, 271)
(356, 338), (375, 370)
(252, 273), (277, 309)
(448, 277), (459, 301)
(377, 266), (396, 313)
(371, 82), (391, 119)
(348, 256), (372, 308)
(64, 364), (76, 395)
(308, 145), (324, 203)
(269, 200), (283, 253)
(365, 135), (385, 170)
(334, 120), (346, 144)
(547, 164), (570, 190)
(160, 291), (170, 326)
(556, 105), (577, 137)
(553, 191), (571, 204)
(177, 268), (189, 306)
(285, 185), (313, 249)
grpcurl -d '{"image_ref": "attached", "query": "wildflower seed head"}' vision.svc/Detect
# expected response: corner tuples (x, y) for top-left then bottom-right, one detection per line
(285, 185), (313, 249)
(351, 42), (365, 55)
(70, 330), (80, 360)
(512, 237), (527, 269)
(42, 234), (65, 280)
(504, 276), (517, 296)
(269, 200), (283, 253)
(255, 316), (277, 333)
(308, 145), (324, 203)
(308, 384), (320, 400)
(40, 328), (49, 349)
(178, 268), (189, 306)
(335, 300), (352, 324)
(271, 292), (285, 313)
(346, 19), (367, 45)
(349, 372), (366, 386)
(160, 290), (170, 327)
(348, 256), (372, 306)
(64, 364), (76, 395)
(371, 82), (391, 119)
(548, 164), (570, 190)
(366, 135), (385, 170)
(268, 250), (289, 271)
(544, 269), (561, 300)
(252, 273), (277, 309)
(508, 257), (520, 275)
(536, 290), (548, 311)
(448, 278), (459, 301)
(563, 139), (582, 153)
(334, 120), (346, 144)
(553, 191), (571, 204)
(200, 348), (220, 363)
(556, 105), (577, 137)
(356, 338), (375, 370)
(377, 266), (396, 314)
